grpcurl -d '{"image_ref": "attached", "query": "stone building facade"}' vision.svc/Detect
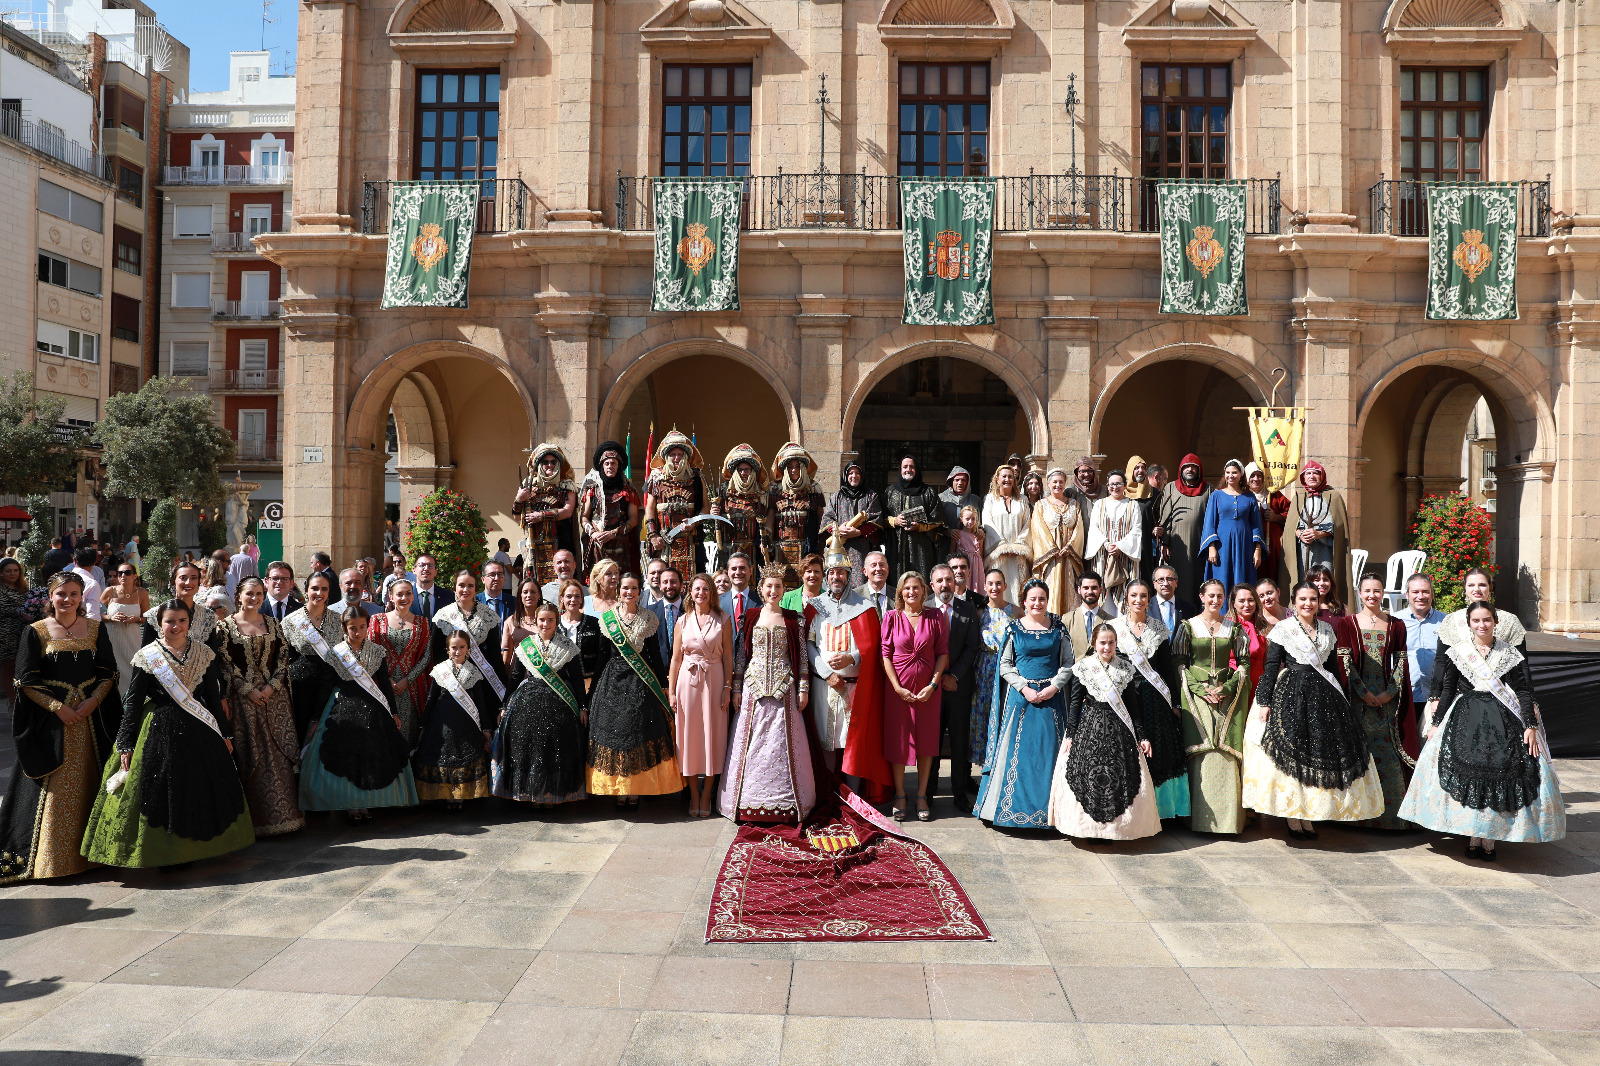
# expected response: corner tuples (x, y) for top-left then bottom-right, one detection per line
(264, 0), (1600, 630)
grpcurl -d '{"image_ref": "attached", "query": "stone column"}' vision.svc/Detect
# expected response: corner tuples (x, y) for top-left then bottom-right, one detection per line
(548, 0), (606, 222)
(1290, 316), (1363, 492)
(1543, 313), (1600, 631)
(535, 300), (608, 467)
(294, 0), (362, 231)
(1042, 314), (1097, 469)
(1493, 460), (1553, 628)
(282, 300), (351, 569)
(1289, 0), (1356, 230)
(796, 298), (850, 488)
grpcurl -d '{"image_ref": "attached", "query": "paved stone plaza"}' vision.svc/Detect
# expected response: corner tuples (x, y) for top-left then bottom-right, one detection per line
(0, 760), (1594, 1066)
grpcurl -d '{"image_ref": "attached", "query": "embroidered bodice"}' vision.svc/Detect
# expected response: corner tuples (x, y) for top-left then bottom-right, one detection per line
(743, 623), (795, 701)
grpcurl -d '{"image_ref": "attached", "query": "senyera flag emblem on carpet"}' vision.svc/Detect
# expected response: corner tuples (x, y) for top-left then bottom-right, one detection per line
(706, 789), (991, 943)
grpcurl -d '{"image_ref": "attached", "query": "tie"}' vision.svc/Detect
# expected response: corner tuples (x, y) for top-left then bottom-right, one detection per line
(1085, 610), (1094, 646)
(876, 593), (885, 614)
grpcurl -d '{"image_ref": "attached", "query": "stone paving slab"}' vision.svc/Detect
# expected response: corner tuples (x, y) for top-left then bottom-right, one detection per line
(0, 758), (1594, 1063)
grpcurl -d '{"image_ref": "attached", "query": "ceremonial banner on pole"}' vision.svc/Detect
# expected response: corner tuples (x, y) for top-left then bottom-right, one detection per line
(1158, 181), (1248, 316)
(380, 181), (479, 309)
(652, 178), (743, 312)
(1246, 407), (1306, 493)
(901, 178), (995, 326)
(1426, 183), (1518, 321)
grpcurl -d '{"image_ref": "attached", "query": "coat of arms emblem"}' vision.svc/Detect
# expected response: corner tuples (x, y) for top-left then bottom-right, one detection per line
(677, 223), (716, 275)
(1452, 228), (1493, 283)
(1185, 224), (1224, 278)
(927, 229), (970, 280)
(408, 222), (449, 272)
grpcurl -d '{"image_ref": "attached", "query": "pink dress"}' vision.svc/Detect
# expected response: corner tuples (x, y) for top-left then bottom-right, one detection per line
(674, 611), (728, 777)
(880, 609), (949, 764)
(951, 529), (984, 587)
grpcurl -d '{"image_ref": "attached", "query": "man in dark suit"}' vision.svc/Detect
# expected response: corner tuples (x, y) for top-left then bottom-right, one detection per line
(476, 560), (516, 622)
(1151, 564), (1198, 644)
(929, 563), (980, 811)
(409, 554), (442, 618)
(946, 553), (986, 611)
(717, 552), (757, 661)
(647, 567), (685, 666)
(263, 560), (304, 620)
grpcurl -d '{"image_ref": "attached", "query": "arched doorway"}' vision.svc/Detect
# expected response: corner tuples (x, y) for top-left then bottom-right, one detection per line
(850, 356), (1027, 489)
(1357, 364), (1520, 605)
(608, 353), (790, 478)
(1094, 359), (1256, 481)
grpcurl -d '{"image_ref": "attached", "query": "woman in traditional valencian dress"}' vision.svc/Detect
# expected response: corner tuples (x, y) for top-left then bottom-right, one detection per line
(1336, 573), (1419, 830)
(1243, 581), (1384, 839)
(1428, 568), (1529, 690)
(283, 572), (345, 744)
(975, 579), (1072, 829)
(1401, 601), (1565, 860)
(82, 598), (254, 868)
(413, 629), (500, 808)
(1049, 623), (1161, 840)
(218, 577), (303, 836)
(501, 577), (542, 669)
(579, 440), (642, 577)
(370, 579), (434, 748)
(141, 560), (223, 655)
(719, 566), (815, 823)
(1175, 579), (1251, 834)
(432, 570), (510, 698)
(586, 572), (682, 805)
(0, 573), (119, 884)
(496, 601), (588, 806)
(982, 464), (1032, 606)
(1029, 469), (1085, 615)
(1113, 579), (1188, 819)
(298, 610), (418, 821)
(969, 568), (1017, 768)
(1086, 471), (1142, 609)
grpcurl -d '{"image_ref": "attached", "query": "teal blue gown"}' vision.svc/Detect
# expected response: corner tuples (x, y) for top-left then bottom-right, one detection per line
(973, 619), (1073, 828)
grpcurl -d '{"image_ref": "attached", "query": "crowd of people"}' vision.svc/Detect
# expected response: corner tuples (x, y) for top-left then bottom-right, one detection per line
(0, 437), (1564, 886)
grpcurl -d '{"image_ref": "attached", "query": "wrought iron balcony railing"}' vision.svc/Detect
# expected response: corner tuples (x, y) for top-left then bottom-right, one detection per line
(360, 178), (534, 235)
(212, 299), (280, 320)
(614, 173), (1282, 235)
(1368, 178), (1551, 238)
(211, 368), (284, 391)
(235, 438), (282, 462)
(162, 162), (294, 186)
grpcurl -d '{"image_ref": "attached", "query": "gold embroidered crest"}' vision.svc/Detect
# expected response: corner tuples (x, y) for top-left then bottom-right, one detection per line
(1453, 228), (1493, 283)
(409, 223), (449, 272)
(1185, 224), (1224, 278)
(677, 223), (716, 275)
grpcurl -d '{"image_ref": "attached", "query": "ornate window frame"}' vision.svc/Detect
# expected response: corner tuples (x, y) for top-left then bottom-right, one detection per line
(385, 0), (519, 58)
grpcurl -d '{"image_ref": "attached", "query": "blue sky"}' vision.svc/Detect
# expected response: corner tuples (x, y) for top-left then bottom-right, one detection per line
(157, 0), (298, 93)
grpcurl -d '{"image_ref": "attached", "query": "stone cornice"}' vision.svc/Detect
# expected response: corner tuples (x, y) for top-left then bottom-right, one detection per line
(1493, 460), (1554, 484)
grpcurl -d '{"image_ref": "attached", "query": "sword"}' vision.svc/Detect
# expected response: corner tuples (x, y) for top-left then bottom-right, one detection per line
(666, 512), (734, 543)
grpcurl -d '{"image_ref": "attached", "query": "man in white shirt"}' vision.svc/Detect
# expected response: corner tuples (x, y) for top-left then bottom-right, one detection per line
(69, 547), (104, 620)
(541, 549), (583, 606)
(930, 563), (980, 809)
(854, 550), (892, 618)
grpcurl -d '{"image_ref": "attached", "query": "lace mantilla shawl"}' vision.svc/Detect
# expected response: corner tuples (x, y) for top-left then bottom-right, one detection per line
(524, 631), (576, 672)
(431, 658), (486, 690)
(282, 608), (345, 654)
(1447, 639), (1524, 690)
(331, 639), (387, 680)
(607, 608), (659, 651)
(1265, 617), (1338, 663)
(433, 602), (501, 645)
(145, 601), (217, 644)
(132, 639), (214, 692)
(1071, 655), (1136, 702)
(1437, 609), (1526, 650)
(1110, 614), (1169, 660)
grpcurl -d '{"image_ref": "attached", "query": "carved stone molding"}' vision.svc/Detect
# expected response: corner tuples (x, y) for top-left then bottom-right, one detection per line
(876, 0), (1014, 57)
(1122, 0), (1257, 61)
(1381, 0), (1527, 58)
(640, 0), (773, 58)
(386, 0), (517, 57)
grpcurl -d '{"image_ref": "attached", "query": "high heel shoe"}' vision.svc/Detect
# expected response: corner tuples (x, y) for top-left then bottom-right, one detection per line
(916, 797), (932, 822)
(892, 794), (907, 822)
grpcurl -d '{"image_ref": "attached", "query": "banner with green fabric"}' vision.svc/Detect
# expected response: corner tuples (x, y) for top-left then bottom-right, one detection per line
(900, 178), (995, 326)
(1426, 183), (1518, 321)
(652, 178), (743, 313)
(1158, 180), (1248, 317)
(380, 181), (480, 309)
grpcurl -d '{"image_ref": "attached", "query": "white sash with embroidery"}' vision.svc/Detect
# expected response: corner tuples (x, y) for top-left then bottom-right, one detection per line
(332, 641), (390, 712)
(1450, 640), (1527, 727)
(1113, 616), (1172, 706)
(287, 611), (336, 664)
(434, 608), (506, 700)
(1272, 620), (1343, 696)
(145, 651), (223, 737)
(431, 661), (484, 730)
(1071, 657), (1138, 739)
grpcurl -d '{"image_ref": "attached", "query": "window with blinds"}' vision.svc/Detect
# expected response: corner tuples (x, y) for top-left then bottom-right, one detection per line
(169, 341), (210, 377)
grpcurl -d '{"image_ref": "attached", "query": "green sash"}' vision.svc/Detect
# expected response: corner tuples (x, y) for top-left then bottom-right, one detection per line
(516, 635), (580, 718)
(601, 610), (671, 710)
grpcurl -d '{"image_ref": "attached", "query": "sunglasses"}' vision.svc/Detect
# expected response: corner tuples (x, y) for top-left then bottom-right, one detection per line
(117, 570), (136, 576)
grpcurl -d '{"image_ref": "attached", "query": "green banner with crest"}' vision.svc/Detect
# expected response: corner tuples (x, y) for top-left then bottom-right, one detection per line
(380, 181), (479, 309)
(1426, 183), (1518, 321)
(1158, 181), (1248, 317)
(652, 178), (742, 313)
(901, 178), (995, 326)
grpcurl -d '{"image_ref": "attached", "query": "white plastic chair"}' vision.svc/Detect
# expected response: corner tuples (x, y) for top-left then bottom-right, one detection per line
(1349, 548), (1370, 587)
(1385, 549), (1427, 612)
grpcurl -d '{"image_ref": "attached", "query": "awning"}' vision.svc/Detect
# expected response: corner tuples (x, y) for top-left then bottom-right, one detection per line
(0, 505), (30, 521)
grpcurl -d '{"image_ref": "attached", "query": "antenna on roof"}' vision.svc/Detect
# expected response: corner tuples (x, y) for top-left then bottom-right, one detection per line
(261, 0), (277, 51)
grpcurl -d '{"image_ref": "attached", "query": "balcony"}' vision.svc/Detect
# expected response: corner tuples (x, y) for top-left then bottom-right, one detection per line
(1368, 178), (1551, 238)
(235, 439), (282, 462)
(0, 110), (104, 180)
(211, 368), (284, 391)
(614, 173), (1283, 235)
(212, 231), (276, 254)
(361, 178), (535, 235)
(162, 162), (294, 187)
(212, 299), (280, 320)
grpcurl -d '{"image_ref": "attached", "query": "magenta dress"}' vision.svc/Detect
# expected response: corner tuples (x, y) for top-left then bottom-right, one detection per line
(880, 609), (949, 764)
